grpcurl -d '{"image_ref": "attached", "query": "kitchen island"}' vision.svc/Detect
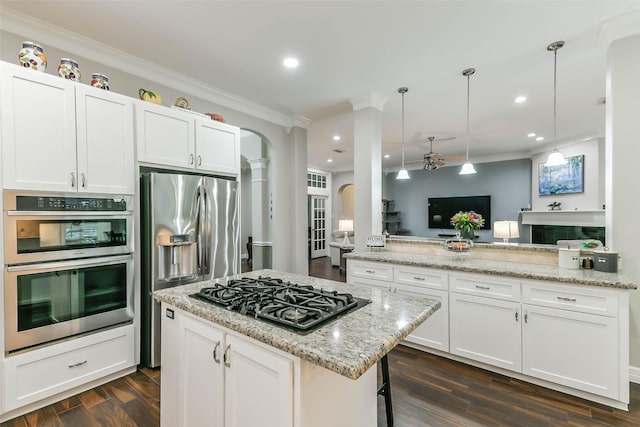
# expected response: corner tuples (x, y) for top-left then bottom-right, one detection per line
(153, 269), (440, 427)
(345, 244), (636, 410)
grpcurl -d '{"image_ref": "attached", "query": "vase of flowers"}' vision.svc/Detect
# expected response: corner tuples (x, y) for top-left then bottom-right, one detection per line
(451, 211), (485, 240)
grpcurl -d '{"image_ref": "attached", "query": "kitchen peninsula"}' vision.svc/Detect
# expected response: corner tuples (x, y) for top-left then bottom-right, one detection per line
(153, 269), (440, 427)
(345, 238), (637, 410)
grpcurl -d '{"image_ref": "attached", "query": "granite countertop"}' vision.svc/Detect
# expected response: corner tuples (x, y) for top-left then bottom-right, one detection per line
(345, 251), (637, 290)
(153, 269), (440, 380)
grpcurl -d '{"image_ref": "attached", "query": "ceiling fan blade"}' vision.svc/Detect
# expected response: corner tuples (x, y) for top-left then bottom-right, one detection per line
(435, 160), (446, 167)
(444, 155), (467, 161)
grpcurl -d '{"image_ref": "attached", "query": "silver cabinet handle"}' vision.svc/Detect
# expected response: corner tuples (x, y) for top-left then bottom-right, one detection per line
(475, 285), (490, 290)
(68, 360), (87, 368)
(81, 173), (86, 188)
(413, 276), (426, 281)
(223, 344), (231, 368)
(213, 341), (221, 364)
(557, 296), (577, 302)
(197, 155), (202, 166)
(524, 311), (529, 323)
(365, 270), (375, 274)
(189, 154), (194, 165)
(71, 172), (76, 188)
(515, 309), (519, 322)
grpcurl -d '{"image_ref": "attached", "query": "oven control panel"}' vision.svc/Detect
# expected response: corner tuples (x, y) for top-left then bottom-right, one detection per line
(16, 195), (127, 211)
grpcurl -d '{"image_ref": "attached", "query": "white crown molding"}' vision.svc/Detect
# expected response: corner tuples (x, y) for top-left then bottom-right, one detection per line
(349, 92), (388, 112)
(0, 9), (295, 129)
(598, 10), (640, 47)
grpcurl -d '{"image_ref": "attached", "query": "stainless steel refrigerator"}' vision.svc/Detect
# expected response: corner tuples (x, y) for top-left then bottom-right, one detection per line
(140, 171), (239, 367)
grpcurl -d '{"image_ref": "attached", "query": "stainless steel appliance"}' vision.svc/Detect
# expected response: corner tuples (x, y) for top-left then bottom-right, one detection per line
(141, 171), (239, 367)
(191, 276), (370, 334)
(3, 192), (135, 353)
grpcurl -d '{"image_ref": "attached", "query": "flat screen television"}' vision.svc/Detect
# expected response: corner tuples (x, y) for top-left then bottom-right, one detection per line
(428, 195), (491, 230)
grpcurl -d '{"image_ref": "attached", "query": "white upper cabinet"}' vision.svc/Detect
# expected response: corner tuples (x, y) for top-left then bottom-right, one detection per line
(0, 62), (135, 194)
(136, 102), (240, 176)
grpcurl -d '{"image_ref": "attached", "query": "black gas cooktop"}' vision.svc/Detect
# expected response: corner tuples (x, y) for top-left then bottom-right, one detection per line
(190, 276), (370, 334)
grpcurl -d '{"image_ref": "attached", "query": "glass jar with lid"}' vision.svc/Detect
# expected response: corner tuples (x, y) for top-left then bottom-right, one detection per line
(18, 41), (47, 71)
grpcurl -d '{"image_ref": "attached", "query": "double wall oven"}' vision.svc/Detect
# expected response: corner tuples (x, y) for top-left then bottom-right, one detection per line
(3, 191), (134, 354)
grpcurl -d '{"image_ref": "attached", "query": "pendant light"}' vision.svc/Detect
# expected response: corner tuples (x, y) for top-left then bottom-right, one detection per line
(459, 68), (477, 175)
(396, 87), (410, 180)
(544, 41), (568, 167)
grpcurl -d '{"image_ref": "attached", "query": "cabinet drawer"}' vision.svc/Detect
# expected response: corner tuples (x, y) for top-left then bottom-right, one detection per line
(450, 272), (520, 301)
(348, 261), (393, 282)
(394, 265), (448, 291)
(3, 325), (135, 411)
(522, 280), (618, 317)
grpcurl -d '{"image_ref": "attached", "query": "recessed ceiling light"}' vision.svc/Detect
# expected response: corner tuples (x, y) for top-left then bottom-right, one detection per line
(327, 158), (333, 163)
(333, 135), (341, 141)
(515, 96), (527, 103)
(384, 154), (390, 158)
(527, 133), (536, 138)
(283, 57), (299, 68)
(536, 136), (544, 141)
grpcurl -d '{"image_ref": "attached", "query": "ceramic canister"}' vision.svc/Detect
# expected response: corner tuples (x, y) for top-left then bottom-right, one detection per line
(90, 73), (110, 90)
(558, 248), (580, 269)
(58, 58), (81, 82)
(18, 41), (47, 71)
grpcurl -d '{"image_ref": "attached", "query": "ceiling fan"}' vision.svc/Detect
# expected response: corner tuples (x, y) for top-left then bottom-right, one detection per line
(410, 136), (465, 170)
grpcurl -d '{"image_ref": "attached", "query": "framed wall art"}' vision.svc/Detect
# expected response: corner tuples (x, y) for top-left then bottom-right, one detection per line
(538, 154), (584, 196)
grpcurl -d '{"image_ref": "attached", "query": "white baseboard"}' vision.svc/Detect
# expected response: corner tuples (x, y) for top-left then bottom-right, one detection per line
(630, 365), (640, 384)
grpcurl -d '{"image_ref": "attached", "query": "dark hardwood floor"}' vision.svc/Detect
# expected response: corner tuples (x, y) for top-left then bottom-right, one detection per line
(3, 257), (638, 426)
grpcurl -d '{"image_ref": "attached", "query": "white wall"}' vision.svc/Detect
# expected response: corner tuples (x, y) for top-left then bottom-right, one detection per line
(531, 138), (604, 211)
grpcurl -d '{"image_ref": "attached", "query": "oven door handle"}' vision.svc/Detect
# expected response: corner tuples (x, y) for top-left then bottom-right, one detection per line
(6, 254), (133, 272)
(7, 210), (133, 217)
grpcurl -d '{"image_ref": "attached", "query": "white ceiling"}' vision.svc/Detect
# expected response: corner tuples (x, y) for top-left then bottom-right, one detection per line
(2, 1), (638, 173)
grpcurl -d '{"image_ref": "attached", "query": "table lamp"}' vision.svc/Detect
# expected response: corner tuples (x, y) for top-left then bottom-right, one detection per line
(338, 219), (353, 245)
(494, 221), (519, 243)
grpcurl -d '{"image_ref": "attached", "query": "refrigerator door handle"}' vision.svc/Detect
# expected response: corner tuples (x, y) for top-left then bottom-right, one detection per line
(203, 187), (210, 272)
(195, 186), (203, 274)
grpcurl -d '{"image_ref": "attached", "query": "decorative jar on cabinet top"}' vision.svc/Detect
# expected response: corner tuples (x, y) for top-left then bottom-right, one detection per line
(18, 41), (47, 71)
(90, 73), (109, 90)
(58, 58), (81, 82)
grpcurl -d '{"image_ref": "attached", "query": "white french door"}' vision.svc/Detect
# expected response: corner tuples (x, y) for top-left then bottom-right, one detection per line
(309, 195), (328, 259)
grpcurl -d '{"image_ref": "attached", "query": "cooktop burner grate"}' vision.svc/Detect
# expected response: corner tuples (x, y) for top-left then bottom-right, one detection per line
(190, 276), (370, 334)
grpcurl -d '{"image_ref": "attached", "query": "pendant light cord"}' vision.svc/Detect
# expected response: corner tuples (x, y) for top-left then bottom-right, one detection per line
(553, 46), (558, 150)
(466, 73), (470, 161)
(402, 90), (405, 168)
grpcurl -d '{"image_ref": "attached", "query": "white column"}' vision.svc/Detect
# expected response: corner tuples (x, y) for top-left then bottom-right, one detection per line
(248, 158), (270, 270)
(289, 124), (310, 275)
(601, 12), (640, 373)
(350, 93), (387, 250)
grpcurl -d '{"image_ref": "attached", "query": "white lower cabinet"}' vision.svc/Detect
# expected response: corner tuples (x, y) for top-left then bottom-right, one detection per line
(449, 292), (522, 371)
(2, 325), (135, 412)
(161, 304), (293, 427)
(348, 261), (449, 352)
(346, 259), (630, 408)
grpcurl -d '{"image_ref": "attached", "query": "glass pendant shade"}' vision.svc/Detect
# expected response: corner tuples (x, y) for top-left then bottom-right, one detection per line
(459, 161), (477, 175)
(544, 149), (567, 167)
(396, 168), (410, 180)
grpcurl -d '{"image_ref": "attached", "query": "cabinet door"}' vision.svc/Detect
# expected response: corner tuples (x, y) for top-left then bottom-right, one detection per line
(397, 286), (449, 352)
(76, 86), (134, 194)
(195, 119), (240, 175)
(225, 334), (293, 427)
(180, 312), (225, 427)
(449, 292), (521, 372)
(522, 304), (619, 399)
(135, 102), (195, 169)
(1, 64), (77, 191)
